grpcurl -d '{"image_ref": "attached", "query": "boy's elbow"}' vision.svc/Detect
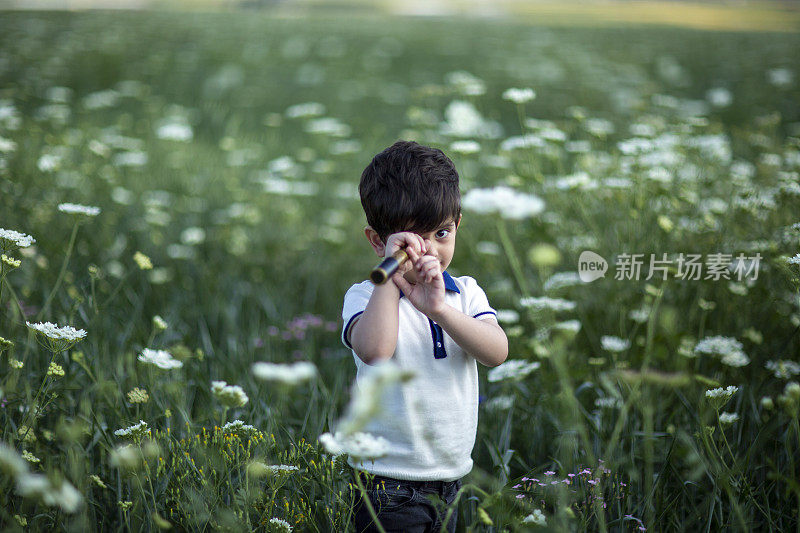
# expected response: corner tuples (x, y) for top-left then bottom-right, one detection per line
(492, 333), (509, 367)
(358, 350), (394, 366)
(352, 341), (394, 366)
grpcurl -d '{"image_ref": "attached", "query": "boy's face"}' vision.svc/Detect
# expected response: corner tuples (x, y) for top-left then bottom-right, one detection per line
(400, 214), (461, 284)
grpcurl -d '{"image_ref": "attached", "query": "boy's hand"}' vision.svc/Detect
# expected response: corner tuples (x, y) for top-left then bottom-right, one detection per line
(392, 250), (447, 319)
(383, 232), (426, 279)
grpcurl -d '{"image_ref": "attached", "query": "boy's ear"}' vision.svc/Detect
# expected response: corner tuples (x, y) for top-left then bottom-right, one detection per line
(364, 226), (386, 257)
(456, 213), (462, 229)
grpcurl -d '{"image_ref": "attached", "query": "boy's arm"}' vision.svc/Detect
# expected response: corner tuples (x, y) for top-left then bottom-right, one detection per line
(395, 253), (507, 367)
(348, 282), (402, 365)
(431, 307), (508, 367)
(348, 231), (427, 366)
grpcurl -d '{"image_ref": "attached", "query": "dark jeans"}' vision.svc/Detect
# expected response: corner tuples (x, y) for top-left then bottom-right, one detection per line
(351, 471), (462, 533)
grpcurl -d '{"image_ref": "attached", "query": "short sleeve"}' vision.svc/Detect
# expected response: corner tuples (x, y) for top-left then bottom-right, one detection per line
(462, 276), (497, 321)
(341, 282), (373, 350)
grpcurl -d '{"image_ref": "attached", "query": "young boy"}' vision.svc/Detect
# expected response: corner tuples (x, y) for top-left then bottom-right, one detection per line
(341, 140), (508, 532)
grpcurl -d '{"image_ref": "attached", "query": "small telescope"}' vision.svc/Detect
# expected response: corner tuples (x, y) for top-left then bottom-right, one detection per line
(370, 249), (409, 284)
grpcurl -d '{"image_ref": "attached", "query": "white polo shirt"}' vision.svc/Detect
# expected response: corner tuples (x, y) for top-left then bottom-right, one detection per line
(340, 271), (497, 481)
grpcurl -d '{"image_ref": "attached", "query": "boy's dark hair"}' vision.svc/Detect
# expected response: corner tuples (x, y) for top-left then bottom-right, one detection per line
(359, 140), (461, 243)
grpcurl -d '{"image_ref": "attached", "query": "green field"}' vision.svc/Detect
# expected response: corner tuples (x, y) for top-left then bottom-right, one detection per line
(1, 9), (799, 531)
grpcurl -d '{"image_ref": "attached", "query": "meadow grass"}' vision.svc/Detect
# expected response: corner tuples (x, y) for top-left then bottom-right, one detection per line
(0, 10), (799, 531)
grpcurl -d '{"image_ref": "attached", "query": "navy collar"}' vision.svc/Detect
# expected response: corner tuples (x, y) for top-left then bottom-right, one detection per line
(398, 270), (460, 298)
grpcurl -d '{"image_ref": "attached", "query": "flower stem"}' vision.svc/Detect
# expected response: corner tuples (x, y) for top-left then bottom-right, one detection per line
(39, 221), (79, 319)
(496, 218), (529, 297)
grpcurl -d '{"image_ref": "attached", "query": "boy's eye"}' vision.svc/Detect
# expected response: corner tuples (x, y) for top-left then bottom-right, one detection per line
(435, 229), (450, 239)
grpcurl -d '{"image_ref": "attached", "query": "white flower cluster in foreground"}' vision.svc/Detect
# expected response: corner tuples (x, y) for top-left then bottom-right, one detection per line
(137, 348), (183, 369)
(26, 321), (86, 341)
(694, 336), (750, 367)
(705, 385), (739, 399)
(487, 359), (541, 383)
(318, 431), (390, 460)
(114, 420), (149, 440)
(251, 361), (317, 385)
(26, 321), (86, 353)
(222, 420), (261, 439)
(0, 228), (35, 248)
(319, 363), (415, 461)
(522, 509), (547, 526)
(463, 186), (545, 220)
(269, 517), (293, 532)
(57, 203), (101, 216)
(787, 253), (800, 265)
(0, 442), (82, 513)
(211, 380), (249, 408)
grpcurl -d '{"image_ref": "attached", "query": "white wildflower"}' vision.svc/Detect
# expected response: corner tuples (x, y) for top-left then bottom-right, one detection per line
(463, 186), (545, 220)
(487, 359), (541, 382)
(719, 412), (739, 425)
(705, 385), (739, 399)
(495, 310), (519, 323)
(156, 121), (193, 141)
(522, 509), (547, 526)
(543, 271), (581, 291)
(252, 361), (317, 385)
(221, 420), (261, 439)
(318, 431), (389, 460)
(334, 362), (416, 436)
(787, 253), (800, 266)
(440, 100), (502, 138)
(553, 319), (582, 334)
(766, 360), (800, 379)
(16, 474), (83, 513)
(706, 87), (732, 107)
(694, 336), (744, 357)
(0, 228), (36, 248)
(305, 117), (351, 137)
(484, 395), (514, 411)
(445, 71), (486, 96)
(449, 140), (481, 154)
(57, 203), (100, 217)
(26, 322), (86, 341)
(519, 296), (576, 312)
(267, 464), (300, 474)
(705, 386), (738, 409)
(26, 321), (86, 353)
(628, 308), (650, 323)
(0, 442), (28, 477)
(285, 102), (325, 119)
(502, 87), (536, 104)
(269, 517), (293, 532)
(722, 351), (750, 367)
(767, 67), (793, 88)
(137, 348), (182, 369)
(180, 227), (206, 245)
(211, 380), (249, 408)
(601, 336), (630, 353)
(114, 420), (149, 440)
